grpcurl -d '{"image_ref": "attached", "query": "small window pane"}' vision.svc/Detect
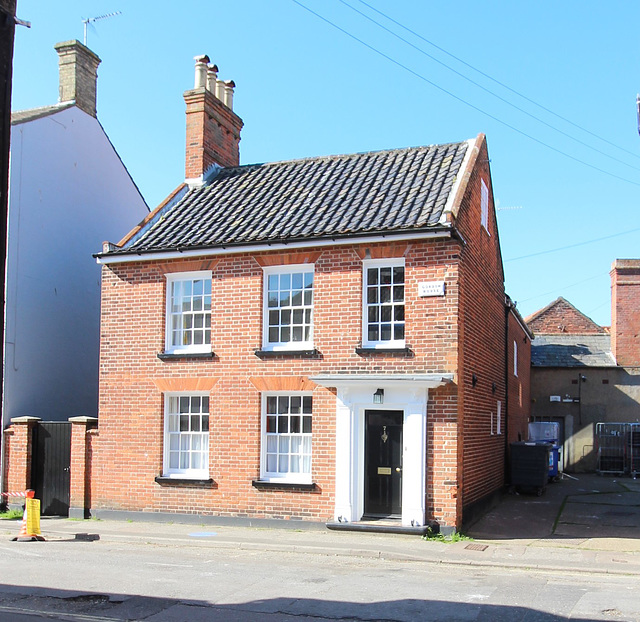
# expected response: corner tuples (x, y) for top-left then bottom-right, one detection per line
(395, 324), (405, 340)
(202, 415), (209, 430)
(368, 325), (379, 341)
(367, 268), (378, 285)
(191, 415), (200, 432)
(267, 436), (277, 452)
(381, 306), (392, 322)
(279, 455), (289, 472)
(267, 415), (276, 433)
(303, 416), (312, 433)
(393, 266), (404, 283)
(380, 268), (392, 284)
(180, 415), (189, 431)
(292, 273), (303, 289)
(381, 324), (392, 341)
(278, 416), (289, 433)
(290, 455), (300, 473)
(367, 287), (378, 304)
(278, 396), (289, 413)
(267, 454), (277, 472)
(179, 397), (189, 413)
(267, 396), (278, 414)
(393, 286), (404, 302)
(303, 396), (312, 413)
(290, 396), (301, 413)
(279, 436), (290, 453)
(380, 286), (391, 303)
(290, 416), (301, 433)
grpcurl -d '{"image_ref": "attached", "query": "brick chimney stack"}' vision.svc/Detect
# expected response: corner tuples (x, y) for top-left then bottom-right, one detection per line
(184, 54), (243, 182)
(54, 40), (101, 118)
(610, 259), (640, 366)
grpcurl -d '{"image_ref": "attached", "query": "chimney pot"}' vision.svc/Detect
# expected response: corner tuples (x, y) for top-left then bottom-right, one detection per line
(224, 80), (235, 109)
(215, 78), (225, 101)
(207, 64), (219, 93)
(194, 54), (210, 89)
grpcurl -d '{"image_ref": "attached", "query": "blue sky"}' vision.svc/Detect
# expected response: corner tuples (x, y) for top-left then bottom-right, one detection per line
(10, 1), (640, 326)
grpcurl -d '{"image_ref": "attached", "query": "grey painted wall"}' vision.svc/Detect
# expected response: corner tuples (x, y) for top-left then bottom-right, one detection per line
(531, 367), (640, 471)
(4, 106), (148, 424)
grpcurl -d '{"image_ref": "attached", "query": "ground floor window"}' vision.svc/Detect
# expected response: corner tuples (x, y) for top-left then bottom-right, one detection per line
(163, 393), (210, 478)
(262, 394), (312, 483)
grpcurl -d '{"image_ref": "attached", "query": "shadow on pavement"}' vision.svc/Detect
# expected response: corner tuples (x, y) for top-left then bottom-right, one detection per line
(0, 585), (608, 622)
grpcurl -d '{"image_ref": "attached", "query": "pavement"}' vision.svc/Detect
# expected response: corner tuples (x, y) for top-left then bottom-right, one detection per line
(3, 473), (640, 577)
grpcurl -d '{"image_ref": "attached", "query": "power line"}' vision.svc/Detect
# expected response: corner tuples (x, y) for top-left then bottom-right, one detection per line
(505, 226), (640, 263)
(517, 271), (609, 304)
(291, 0), (640, 187)
(354, 0), (640, 164)
(337, 0), (640, 173)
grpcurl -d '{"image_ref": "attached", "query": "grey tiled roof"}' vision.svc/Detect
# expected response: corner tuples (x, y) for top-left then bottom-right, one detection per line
(531, 334), (616, 367)
(118, 141), (469, 254)
(11, 103), (75, 125)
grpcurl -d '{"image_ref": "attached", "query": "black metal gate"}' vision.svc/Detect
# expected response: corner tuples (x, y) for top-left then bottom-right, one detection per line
(31, 422), (71, 516)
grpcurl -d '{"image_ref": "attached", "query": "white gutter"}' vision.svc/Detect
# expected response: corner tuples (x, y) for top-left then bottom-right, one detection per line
(310, 373), (454, 390)
(96, 230), (453, 265)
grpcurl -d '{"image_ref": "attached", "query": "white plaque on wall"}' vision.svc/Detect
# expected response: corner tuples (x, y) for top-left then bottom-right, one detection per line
(418, 281), (445, 297)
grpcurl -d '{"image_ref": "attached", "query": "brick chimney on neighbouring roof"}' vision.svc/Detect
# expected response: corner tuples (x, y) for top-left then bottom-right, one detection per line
(184, 55), (243, 182)
(54, 40), (101, 118)
(611, 259), (640, 366)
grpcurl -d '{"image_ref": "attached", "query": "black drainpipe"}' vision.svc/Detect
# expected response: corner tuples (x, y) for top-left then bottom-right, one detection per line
(503, 297), (511, 486)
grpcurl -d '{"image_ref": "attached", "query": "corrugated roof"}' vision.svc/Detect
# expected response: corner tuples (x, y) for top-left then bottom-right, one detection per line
(531, 334), (616, 367)
(115, 140), (470, 254)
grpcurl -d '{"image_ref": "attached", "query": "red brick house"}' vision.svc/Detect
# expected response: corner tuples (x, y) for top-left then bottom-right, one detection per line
(8, 56), (528, 532)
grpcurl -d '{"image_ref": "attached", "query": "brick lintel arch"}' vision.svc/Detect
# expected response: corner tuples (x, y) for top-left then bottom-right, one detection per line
(249, 376), (317, 392)
(153, 377), (220, 392)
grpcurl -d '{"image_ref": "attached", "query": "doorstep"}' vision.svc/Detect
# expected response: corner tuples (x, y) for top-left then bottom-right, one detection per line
(326, 519), (429, 536)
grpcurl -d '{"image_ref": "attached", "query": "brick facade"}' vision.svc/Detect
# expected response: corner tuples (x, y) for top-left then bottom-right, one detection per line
(526, 297), (605, 335)
(611, 259), (640, 367)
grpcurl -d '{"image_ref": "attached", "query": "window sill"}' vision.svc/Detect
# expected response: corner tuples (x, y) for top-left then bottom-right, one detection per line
(155, 476), (216, 487)
(157, 351), (217, 361)
(251, 480), (318, 492)
(254, 348), (321, 359)
(355, 347), (413, 356)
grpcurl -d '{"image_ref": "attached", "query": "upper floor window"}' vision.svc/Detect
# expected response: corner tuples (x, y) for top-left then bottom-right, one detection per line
(481, 179), (489, 233)
(363, 259), (405, 347)
(165, 271), (212, 354)
(163, 393), (210, 479)
(263, 265), (313, 350)
(262, 393), (312, 483)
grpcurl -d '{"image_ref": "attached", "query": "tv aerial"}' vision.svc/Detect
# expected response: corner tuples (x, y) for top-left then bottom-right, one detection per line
(82, 11), (121, 47)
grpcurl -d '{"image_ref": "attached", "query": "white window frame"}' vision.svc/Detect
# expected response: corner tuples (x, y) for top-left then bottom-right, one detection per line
(260, 392), (313, 484)
(362, 258), (406, 348)
(162, 392), (210, 479)
(513, 340), (518, 377)
(496, 400), (502, 435)
(262, 264), (314, 351)
(165, 270), (212, 354)
(481, 179), (490, 233)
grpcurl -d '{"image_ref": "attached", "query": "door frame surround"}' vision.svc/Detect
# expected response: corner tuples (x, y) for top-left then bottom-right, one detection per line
(311, 374), (453, 527)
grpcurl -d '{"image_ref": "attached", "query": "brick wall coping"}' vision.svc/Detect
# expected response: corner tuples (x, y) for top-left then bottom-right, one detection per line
(9, 416), (40, 424)
(68, 416), (98, 424)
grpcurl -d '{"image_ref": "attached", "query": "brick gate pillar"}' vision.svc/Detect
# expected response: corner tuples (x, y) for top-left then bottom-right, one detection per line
(68, 416), (98, 519)
(3, 416), (40, 507)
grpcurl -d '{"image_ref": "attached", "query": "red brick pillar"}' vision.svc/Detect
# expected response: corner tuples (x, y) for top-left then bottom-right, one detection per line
(68, 416), (97, 519)
(3, 416), (39, 507)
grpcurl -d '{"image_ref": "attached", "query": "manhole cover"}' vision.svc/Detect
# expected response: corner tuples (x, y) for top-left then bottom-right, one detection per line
(465, 543), (488, 551)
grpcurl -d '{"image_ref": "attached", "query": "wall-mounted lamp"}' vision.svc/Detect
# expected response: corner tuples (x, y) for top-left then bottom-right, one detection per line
(373, 388), (384, 404)
(472, 374), (478, 388)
